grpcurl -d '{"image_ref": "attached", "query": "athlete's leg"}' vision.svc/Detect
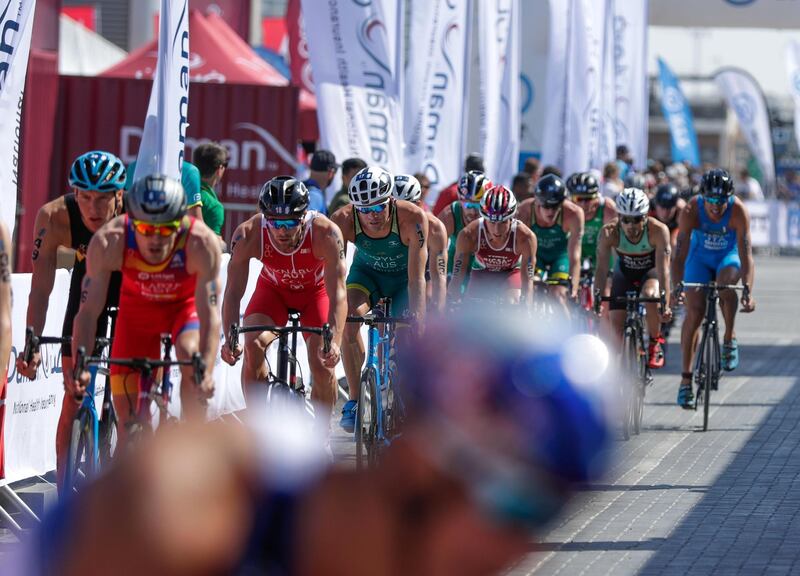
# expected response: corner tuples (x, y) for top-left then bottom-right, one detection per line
(717, 263), (742, 343)
(342, 289), (370, 400)
(55, 356), (81, 492)
(641, 276), (661, 340)
(241, 313), (278, 403)
(680, 289), (706, 374)
(174, 326), (207, 421)
(548, 285), (570, 317)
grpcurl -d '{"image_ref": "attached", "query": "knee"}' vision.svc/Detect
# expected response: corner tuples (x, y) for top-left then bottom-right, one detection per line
(343, 323), (361, 344)
(244, 337), (266, 362)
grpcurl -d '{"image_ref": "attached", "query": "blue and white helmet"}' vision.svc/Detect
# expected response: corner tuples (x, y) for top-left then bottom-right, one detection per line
(126, 174), (187, 224)
(349, 166), (393, 207)
(68, 151), (126, 193)
(392, 174), (422, 204)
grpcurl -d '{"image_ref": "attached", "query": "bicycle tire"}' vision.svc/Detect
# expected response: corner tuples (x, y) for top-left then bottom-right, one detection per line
(64, 409), (96, 494)
(98, 404), (117, 466)
(356, 368), (378, 470)
(632, 328), (646, 435)
(621, 329), (634, 441)
(702, 323), (716, 432)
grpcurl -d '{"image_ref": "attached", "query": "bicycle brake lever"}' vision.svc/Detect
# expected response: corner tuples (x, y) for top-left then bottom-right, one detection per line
(228, 323), (240, 354)
(322, 324), (332, 354)
(73, 346), (87, 382)
(23, 327), (37, 364)
(192, 353), (206, 388)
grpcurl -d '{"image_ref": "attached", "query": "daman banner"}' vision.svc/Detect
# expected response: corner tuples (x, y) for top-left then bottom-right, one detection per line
(134, 0), (190, 182)
(714, 67), (776, 194)
(403, 0), (470, 192)
(0, 0), (36, 240)
(302, 0), (404, 171)
(476, 0), (519, 186)
(786, 40), (800, 153)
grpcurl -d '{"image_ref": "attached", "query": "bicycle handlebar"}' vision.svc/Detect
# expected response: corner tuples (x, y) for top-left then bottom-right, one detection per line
(679, 281), (745, 292)
(228, 323), (333, 355)
(346, 314), (409, 326)
(24, 327), (111, 364)
(73, 346), (206, 388)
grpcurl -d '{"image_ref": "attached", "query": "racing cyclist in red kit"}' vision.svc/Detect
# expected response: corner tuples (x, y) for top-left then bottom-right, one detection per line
(72, 175), (221, 445)
(448, 185), (537, 308)
(221, 177), (346, 429)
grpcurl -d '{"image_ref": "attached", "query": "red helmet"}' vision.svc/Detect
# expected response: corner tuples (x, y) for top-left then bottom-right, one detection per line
(480, 185), (518, 222)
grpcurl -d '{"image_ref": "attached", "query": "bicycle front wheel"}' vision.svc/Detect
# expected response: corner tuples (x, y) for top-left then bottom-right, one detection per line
(620, 330), (635, 440)
(64, 408), (96, 494)
(632, 330), (647, 436)
(702, 324), (717, 432)
(356, 368), (378, 470)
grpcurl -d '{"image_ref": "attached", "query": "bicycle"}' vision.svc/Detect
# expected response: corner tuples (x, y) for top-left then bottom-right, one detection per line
(22, 328), (115, 493)
(347, 298), (407, 469)
(228, 312), (332, 416)
(533, 274), (572, 319)
(680, 281), (746, 432)
(74, 335), (206, 444)
(598, 291), (664, 440)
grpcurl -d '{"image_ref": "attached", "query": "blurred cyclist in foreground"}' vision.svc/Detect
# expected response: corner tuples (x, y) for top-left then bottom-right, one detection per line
(22, 309), (614, 576)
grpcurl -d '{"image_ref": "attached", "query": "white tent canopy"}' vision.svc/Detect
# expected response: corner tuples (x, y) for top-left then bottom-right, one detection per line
(59, 14), (127, 76)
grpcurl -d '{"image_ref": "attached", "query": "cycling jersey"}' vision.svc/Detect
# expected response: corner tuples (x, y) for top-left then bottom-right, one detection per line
(446, 201), (474, 292)
(582, 199), (605, 267)
(684, 196), (741, 283)
(110, 215), (199, 392)
(531, 207), (570, 279)
(245, 212), (329, 333)
(610, 222), (657, 311)
(467, 218), (522, 294)
(61, 194), (121, 356)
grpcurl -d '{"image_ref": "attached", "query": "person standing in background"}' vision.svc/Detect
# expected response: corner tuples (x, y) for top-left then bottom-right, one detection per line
(512, 172), (534, 202)
(305, 149), (339, 215)
(413, 172), (433, 211)
(736, 167), (764, 201)
(602, 162), (624, 199)
(327, 157), (367, 215)
(193, 142), (229, 247)
(125, 160), (205, 221)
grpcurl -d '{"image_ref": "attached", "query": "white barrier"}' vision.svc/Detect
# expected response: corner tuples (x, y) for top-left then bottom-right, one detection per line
(2, 254), (354, 483)
(743, 200), (800, 248)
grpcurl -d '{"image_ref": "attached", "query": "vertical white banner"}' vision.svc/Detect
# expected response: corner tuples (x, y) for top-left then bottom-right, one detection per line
(302, 0), (404, 171)
(613, 0), (648, 170)
(0, 0), (36, 240)
(133, 0), (190, 183)
(787, 40), (800, 153)
(518, 0), (550, 163)
(714, 68), (776, 195)
(540, 0), (571, 171)
(403, 0), (470, 193)
(599, 0), (616, 169)
(476, 0), (519, 185)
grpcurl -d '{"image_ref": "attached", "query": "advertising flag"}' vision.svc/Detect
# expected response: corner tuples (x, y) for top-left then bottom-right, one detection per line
(657, 57), (700, 166)
(786, 41), (800, 151)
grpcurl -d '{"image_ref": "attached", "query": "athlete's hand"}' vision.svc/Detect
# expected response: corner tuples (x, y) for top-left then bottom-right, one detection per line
(199, 372), (216, 399)
(221, 341), (241, 366)
(319, 341), (341, 368)
(660, 306), (673, 324)
(15, 351), (41, 380)
(670, 291), (684, 309)
(740, 291), (756, 313)
(66, 369), (90, 400)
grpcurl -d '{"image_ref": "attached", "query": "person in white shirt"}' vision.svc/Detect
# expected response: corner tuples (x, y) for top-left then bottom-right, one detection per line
(737, 168), (764, 201)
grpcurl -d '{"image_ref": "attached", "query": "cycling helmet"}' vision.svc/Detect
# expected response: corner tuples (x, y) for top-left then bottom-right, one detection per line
(69, 151), (126, 193)
(700, 168), (734, 200)
(566, 172), (599, 198)
(480, 185), (518, 222)
(457, 170), (490, 202)
(398, 310), (613, 528)
(534, 173), (567, 207)
(654, 183), (679, 209)
(126, 174), (187, 224)
(624, 171), (646, 190)
(349, 166), (393, 207)
(392, 174), (422, 204)
(615, 187), (650, 217)
(258, 176), (310, 218)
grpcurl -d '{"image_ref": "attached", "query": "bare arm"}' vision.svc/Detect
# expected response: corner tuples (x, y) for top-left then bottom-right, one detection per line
(428, 217), (448, 314)
(405, 209), (429, 326)
(519, 228), (537, 309)
(0, 223), (11, 378)
(26, 204), (68, 335)
(316, 220), (347, 350)
(190, 228), (223, 394)
(652, 220), (672, 315)
(566, 204), (584, 297)
(671, 202), (696, 288)
(221, 219), (259, 362)
(448, 226), (477, 303)
(594, 225), (614, 295)
(735, 203), (756, 311)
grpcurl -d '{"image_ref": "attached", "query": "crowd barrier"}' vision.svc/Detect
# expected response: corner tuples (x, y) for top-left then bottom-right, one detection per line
(744, 200), (800, 248)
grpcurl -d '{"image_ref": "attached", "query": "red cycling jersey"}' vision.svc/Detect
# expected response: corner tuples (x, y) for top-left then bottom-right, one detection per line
(468, 218), (522, 294)
(257, 212), (324, 292)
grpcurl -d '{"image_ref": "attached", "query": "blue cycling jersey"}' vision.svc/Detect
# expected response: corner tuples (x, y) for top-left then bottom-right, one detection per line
(689, 196), (737, 254)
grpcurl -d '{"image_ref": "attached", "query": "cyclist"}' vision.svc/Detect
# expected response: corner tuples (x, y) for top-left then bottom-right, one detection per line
(330, 166), (428, 433)
(393, 174), (448, 313)
(220, 176), (346, 422)
(594, 188), (673, 368)
(448, 185), (537, 307)
(651, 183), (685, 251)
(567, 171), (618, 269)
(437, 170), (490, 283)
(672, 169), (756, 408)
(72, 174), (221, 444)
(0, 222), (10, 478)
(517, 173), (584, 314)
(31, 309), (613, 576)
(15, 151), (126, 490)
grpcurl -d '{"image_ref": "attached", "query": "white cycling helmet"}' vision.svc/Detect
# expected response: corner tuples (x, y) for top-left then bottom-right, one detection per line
(349, 166), (393, 207)
(392, 174), (422, 204)
(616, 187), (650, 217)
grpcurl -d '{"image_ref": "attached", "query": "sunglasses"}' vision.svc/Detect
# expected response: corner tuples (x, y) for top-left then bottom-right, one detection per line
(704, 195), (727, 205)
(356, 202), (389, 214)
(572, 195), (597, 203)
(621, 216), (645, 225)
(265, 218), (303, 229)
(132, 219), (181, 237)
(463, 201), (481, 210)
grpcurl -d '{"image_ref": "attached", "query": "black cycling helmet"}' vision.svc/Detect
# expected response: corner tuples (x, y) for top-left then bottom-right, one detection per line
(258, 176), (310, 218)
(534, 173), (567, 207)
(624, 172), (646, 190)
(566, 172), (599, 198)
(700, 169), (734, 200)
(654, 183), (679, 209)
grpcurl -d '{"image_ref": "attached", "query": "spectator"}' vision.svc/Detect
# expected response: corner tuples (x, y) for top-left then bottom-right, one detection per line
(327, 157), (367, 215)
(736, 167), (765, 201)
(523, 157), (540, 178)
(602, 161), (624, 198)
(616, 144), (634, 179)
(305, 149), (339, 214)
(777, 170), (800, 201)
(193, 142), (229, 243)
(413, 172), (433, 211)
(511, 172), (534, 202)
(433, 153), (485, 215)
(541, 165), (563, 178)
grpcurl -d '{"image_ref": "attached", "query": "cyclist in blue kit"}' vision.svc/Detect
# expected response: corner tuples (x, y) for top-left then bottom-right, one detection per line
(672, 169), (756, 408)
